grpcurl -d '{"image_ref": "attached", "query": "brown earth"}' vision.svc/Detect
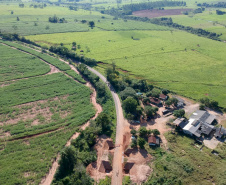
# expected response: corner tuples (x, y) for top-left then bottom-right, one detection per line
(133, 9), (192, 18)
(86, 135), (114, 182)
(0, 95), (69, 127)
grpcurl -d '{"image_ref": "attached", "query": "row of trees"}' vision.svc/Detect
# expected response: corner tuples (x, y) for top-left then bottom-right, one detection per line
(216, 10), (226, 15)
(197, 2), (226, 8)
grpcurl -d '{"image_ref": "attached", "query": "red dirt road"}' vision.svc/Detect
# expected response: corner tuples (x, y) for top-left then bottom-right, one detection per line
(133, 9), (192, 18)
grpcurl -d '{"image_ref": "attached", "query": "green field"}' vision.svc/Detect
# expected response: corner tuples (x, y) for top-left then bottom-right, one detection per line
(145, 132), (226, 185)
(0, 44), (50, 81)
(0, 43), (96, 184)
(27, 30), (226, 107)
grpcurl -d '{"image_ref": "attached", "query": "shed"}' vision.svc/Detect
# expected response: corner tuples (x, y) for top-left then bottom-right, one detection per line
(124, 162), (135, 173)
(173, 118), (187, 129)
(159, 94), (168, 101)
(99, 161), (112, 173)
(150, 97), (162, 106)
(148, 135), (160, 146)
(105, 140), (114, 150)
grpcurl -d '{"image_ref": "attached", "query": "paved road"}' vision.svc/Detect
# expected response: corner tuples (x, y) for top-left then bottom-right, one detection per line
(87, 67), (124, 185)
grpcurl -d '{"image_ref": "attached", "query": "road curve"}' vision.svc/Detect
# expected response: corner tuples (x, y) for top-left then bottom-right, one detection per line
(87, 67), (124, 185)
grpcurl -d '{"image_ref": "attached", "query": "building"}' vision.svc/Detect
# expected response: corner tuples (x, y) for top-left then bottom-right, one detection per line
(214, 126), (226, 139)
(99, 161), (112, 173)
(148, 135), (160, 146)
(172, 96), (185, 108)
(182, 110), (215, 137)
(149, 97), (162, 106)
(159, 94), (168, 101)
(173, 118), (187, 129)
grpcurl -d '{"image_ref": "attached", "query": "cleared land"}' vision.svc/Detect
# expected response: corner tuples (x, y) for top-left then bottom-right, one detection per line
(0, 44), (95, 184)
(27, 30), (226, 107)
(132, 9), (193, 18)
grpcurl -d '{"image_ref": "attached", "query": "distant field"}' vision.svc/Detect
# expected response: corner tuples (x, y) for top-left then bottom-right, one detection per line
(132, 9), (193, 18)
(27, 30), (226, 107)
(0, 44), (50, 81)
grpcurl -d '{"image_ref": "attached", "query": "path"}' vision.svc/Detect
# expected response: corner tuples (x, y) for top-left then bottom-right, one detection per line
(87, 67), (125, 185)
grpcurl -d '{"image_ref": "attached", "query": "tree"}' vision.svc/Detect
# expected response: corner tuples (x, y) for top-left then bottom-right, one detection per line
(17, 17), (20, 21)
(143, 97), (150, 105)
(119, 87), (136, 100)
(162, 89), (168, 95)
(89, 21), (95, 29)
(123, 97), (138, 114)
(199, 104), (205, 110)
(138, 137), (145, 149)
(55, 146), (77, 180)
(96, 112), (112, 133)
(11, 11), (14, 14)
(131, 139), (137, 148)
(150, 88), (161, 98)
(145, 106), (158, 118)
(139, 126), (148, 138)
(170, 97), (179, 106)
(173, 109), (185, 118)
(72, 42), (76, 47)
(152, 129), (160, 136)
(130, 129), (137, 136)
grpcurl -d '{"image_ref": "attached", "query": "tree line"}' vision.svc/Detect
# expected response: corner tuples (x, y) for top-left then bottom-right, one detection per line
(102, 1), (186, 16)
(197, 2), (226, 8)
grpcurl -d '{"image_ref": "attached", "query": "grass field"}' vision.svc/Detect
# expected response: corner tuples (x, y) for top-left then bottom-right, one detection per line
(145, 132), (226, 184)
(27, 30), (226, 107)
(0, 44), (50, 81)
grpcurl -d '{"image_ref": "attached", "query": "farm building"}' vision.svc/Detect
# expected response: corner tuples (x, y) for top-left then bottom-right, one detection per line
(123, 162), (135, 174)
(159, 94), (168, 101)
(148, 135), (160, 146)
(173, 118), (187, 129)
(105, 140), (114, 150)
(172, 96), (185, 108)
(214, 126), (226, 139)
(99, 160), (112, 173)
(149, 97), (162, 106)
(182, 110), (215, 137)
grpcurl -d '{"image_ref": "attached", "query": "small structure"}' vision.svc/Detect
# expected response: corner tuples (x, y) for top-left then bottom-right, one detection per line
(214, 126), (226, 139)
(173, 118), (187, 129)
(159, 94), (168, 101)
(124, 162), (135, 174)
(150, 97), (162, 106)
(173, 96), (185, 108)
(99, 161), (112, 173)
(105, 140), (115, 150)
(182, 110), (216, 137)
(148, 135), (160, 146)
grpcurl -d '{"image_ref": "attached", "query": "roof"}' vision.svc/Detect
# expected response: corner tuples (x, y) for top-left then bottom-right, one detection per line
(101, 161), (112, 170)
(173, 118), (187, 128)
(148, 135), (160, 145)
(159, 94), (168, 100)
(150, 97), (161, 104)
(214, 127), (226, 138)
(183, 110), (215, 136)
(106, 140), (114, 148)
(136, 92), (143, 95)
(124, 162), (135, 170)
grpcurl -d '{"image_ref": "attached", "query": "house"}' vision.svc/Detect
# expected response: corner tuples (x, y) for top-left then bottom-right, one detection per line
(105, 140), (114, 150)
(173, 118), (187, 129)
(159, 94), (168, 101)
(182, 110), (216, 137)
(124, 162), (135, 173)
(149, 97), (162, 106)
(214, 126), (226, 139)
(148, 135), (160, 146)
(99, 161), (112, 173)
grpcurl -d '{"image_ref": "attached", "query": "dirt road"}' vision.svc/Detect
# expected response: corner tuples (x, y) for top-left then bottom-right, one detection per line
(88, 67), (124, 185)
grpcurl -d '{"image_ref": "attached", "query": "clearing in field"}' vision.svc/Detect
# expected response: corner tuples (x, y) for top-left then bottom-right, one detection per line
(132, 9), (193, 18)
(27, 30), (226, 107)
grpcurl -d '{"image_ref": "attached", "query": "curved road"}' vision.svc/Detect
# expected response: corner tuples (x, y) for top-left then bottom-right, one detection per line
(87, 67), (124, 185)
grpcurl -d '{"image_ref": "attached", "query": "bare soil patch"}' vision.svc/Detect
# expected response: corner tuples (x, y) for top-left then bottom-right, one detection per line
(133, 9), (192, 18)
(0, 95), (69, 127)
(86, 135), (113, 182)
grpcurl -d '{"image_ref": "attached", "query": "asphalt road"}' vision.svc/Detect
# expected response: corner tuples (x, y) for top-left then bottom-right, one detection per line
(87, 67), (124, 185)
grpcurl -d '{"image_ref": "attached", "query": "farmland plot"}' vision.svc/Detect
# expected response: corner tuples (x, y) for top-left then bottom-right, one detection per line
(27, 30), (226, 107)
